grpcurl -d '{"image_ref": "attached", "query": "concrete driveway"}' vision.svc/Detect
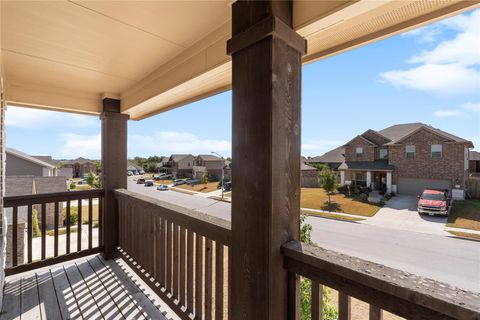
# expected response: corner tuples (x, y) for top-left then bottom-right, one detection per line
(362, 194), (449, 236)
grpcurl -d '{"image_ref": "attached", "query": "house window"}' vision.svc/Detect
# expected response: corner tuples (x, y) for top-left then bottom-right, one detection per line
(356, 147), (363, 158)
(188, 162), (191, 167)
(431, 144), (442, 158)
(379, 149), (388, 159)
(406, 145), (415, 158)
(353, 172), (367, 187)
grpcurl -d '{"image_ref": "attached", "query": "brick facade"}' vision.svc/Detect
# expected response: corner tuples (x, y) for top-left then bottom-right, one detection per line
(388, 128), (468, 188)
(344, 136), (376, 162)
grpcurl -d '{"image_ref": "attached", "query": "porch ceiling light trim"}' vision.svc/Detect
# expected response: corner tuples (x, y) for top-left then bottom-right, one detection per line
(227, 15), (307, 55)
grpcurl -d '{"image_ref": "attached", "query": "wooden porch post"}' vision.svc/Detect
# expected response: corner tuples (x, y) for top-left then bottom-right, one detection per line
(101, 98), (128, 259)
(227, 1), (306, 319)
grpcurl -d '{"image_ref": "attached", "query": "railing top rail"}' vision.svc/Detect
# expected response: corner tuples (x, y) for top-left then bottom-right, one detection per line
(4, 189), (104, 207)
(114, 188), (231, 245)
(282, 240), (480, 320)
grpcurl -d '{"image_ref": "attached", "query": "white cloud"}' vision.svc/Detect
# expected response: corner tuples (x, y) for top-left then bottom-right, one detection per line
(301, 139), (343, 156)
(6, 106), (98, 129)
(433, 110), (464, 118)
(402, 25), (443, 43)
(461, 102), (480, 112)
(128, 131), (231, 157)
(59, 133), (101, 159)
(381, 9), (480, 96)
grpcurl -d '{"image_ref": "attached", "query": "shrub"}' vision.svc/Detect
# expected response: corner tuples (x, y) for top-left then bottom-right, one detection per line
(32, 209), (41, 238)
(201, 174), (208, 184)
(69, 181), (76, 190)
(337, 185), (345, 193)
(358, 193), (369, 203)
(379, 184), (387, 195)
(63, 206), (79, 226)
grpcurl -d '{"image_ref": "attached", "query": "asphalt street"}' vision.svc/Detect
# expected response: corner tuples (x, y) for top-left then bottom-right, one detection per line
(128, 177), (480, 293)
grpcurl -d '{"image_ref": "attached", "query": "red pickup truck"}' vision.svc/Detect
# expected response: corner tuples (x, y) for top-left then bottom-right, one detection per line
(417, 189), (451, 216)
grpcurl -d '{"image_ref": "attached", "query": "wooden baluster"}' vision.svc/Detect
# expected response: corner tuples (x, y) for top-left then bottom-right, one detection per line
(187, 230), (194, 314)
(88, 198), (93, 249)
(12, 206), (18, 267)
(311, 281), (323, 320)
(369, 305), (383, 320)
(195, 234), (204, 319)
(160, 217), (166, 288)
(54, 202), (59, 257)
(98, 195), (103, 247)
(173, 223), (179, 299)
(66, 200), (71, 254)
(288, 272), (300, 320)
(339, 292), (351, 320)
(27, 205), (33, 263)
(204, 239), (213, 320)
(41, 203), (46, 260)
(167, 220), (172, 294)
(180, 226), (186, 306)
(215, 243), (224, 320)
(77, 199), (82, 252)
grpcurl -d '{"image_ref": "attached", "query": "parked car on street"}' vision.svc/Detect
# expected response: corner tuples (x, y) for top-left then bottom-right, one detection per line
(77, 179), (88, 185)
(417, 189), (451, 216)
(145, 180), (154, 187)
(157, 184), (169, 191)
(139, 170), (145, 175)
(127, 171), (133, 176)
(223, 181), (232, 191)
(186, 178), (201, 185)
(173, 179), (186, 186)
(137, 178), (145, 184)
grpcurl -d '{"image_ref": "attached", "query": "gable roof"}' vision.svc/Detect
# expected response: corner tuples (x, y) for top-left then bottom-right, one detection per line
(301, 163), (318, 171)
(34, 176), (68, 194)
(61, 157), (97, 165)
(379, 123), (473, 147)
(343, 135), (377, 147)
(308, 147), (345, 164)
(197, 154), (222, 161)
(170, 154), (193, 162)
(6, 147), (56, 169)
(5, 175), (35, 197)
(361, 129), (391, 145)
(470, 151), (480, 161)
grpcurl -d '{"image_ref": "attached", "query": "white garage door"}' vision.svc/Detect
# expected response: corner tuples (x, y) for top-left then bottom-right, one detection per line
(397, 178), (451, 196)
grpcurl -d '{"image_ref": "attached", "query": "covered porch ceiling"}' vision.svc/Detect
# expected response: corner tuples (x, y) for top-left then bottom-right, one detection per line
(1, 0), (478, 120)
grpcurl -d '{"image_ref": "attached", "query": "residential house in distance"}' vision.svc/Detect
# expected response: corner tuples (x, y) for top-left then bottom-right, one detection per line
(127, 161), (143, 175)
(193, 154), (224, 180)
(164, 154), (195, 178)
(306, 146), (345, 171)
(300, 163), (319, 188)
(333, 123), (473, 198)
(60, 157), (98, 178)
(4, 176), (34, 267)
(6, 147), (57, 177)
(469, 150), (480, 174)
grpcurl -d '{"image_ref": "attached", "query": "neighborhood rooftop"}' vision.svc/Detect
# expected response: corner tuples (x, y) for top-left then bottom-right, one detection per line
(6, 147), (56, 169)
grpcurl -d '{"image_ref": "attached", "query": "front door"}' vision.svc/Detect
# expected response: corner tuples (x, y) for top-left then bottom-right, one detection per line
(373, 172), (386, 190)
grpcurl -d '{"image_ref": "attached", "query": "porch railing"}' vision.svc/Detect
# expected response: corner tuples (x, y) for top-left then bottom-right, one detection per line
(282, 240), (480, 320)
(4, 189), (104, 275)
(114, 189), (231, 320)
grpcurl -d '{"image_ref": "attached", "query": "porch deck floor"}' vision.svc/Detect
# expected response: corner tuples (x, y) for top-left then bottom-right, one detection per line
(0, 255), (173, 320)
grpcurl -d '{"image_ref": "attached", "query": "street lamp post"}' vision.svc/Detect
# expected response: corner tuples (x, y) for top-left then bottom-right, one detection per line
(211, 151), (225, 200)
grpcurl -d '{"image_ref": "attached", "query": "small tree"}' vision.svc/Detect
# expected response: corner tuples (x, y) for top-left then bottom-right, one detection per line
(32, 209), (41, 238)
(86, 171), (96, 187)
(201, 173), (208, 184)
(318, 167), (338, 205)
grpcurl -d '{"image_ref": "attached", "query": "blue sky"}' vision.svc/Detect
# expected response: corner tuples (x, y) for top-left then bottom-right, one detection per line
(6, 9), (480, 159)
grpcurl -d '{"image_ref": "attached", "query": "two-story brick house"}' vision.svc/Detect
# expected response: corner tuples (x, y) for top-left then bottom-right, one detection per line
(164, 154), (195, 178)
(334, 123), (473, 198)
(193, 154), (225, 180)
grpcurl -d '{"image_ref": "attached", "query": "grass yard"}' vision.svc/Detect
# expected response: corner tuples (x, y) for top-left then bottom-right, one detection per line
(447, 200), (480, 231)
(301, 188), (381, 217)
(63, 204), (100, 224)
(301, 209), (364, 222)
(176, 182), (219, 193)
(448, 231), (480, 241)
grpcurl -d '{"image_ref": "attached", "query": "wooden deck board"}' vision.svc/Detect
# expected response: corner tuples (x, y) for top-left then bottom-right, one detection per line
(88, 256), (146, 320)
(0, 254), (170, 320)
(0, 278), (21, 320)
(20, 274), (41, 320)
(36, 271), (63, 320)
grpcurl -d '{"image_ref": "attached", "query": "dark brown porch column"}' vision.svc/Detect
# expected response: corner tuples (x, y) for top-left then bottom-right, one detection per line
(101, 98), (128, 258)
(227, 1), (306, 319)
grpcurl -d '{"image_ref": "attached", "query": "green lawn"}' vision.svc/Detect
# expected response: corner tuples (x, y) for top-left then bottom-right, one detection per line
(63, 204), (99, 224)
(301, 209), (364, 222)
(301, 188), (382, 217)
(447, 200), (480, 231)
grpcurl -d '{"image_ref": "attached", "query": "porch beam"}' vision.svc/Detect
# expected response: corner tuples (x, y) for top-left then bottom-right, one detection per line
(101, 98), (128, 258)
(228, 1), (306, 319)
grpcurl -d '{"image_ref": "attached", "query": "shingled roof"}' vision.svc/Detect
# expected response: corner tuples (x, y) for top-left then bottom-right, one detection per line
(338, 161), (394, 171)
(470, 151), (480, 161)
(307, 147), (345, 164)
(6, 147), (56, 169)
